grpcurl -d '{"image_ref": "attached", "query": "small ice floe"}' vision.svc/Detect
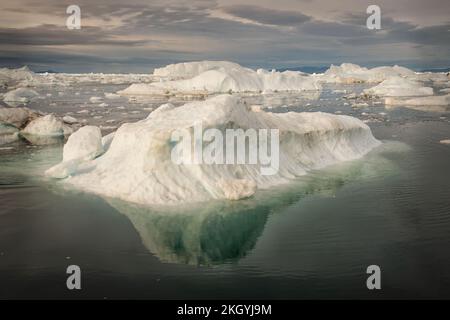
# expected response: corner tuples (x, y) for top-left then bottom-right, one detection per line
(98, 103), (109, 107)
(77, 109), (89, 114)
(89, 96), (103, 103)
(63, 115), (78, 124)
(352, 102), (369, 108)
(439, 88), (450, 93)
(3, 88), (39, 106)
(343, 93), (358, 99)
(440, 139), (450, 145)
(333, 89), (348, 94)
(104, 92), (122, 100)
(22, 114), (73, 139)
(0, 107), (39, 128)
(99, 125), (117, 131)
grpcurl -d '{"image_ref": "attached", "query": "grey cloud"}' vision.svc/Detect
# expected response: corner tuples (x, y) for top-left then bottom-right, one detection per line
(0, 24), (149, 46)
(300, 20), (372, 37)
(222, 5), (311, 26)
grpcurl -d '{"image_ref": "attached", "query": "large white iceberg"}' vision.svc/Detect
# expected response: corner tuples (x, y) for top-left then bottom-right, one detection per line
(119, 61), (321, 95)
(363, 76), (433, 97)
(47, 95), (380, 206)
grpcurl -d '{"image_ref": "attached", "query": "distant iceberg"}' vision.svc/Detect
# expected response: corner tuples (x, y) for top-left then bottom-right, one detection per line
(385, 94), (450, 106)
(363, 76), (433, 97)
(119, 61), (322, 95)
(319, 63), (416, 84)
(46, 95), (380, 206)
(153, 60), (246, 79)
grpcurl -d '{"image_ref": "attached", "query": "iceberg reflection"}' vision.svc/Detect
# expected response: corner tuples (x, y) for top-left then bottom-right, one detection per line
(107, 199), (272, 265)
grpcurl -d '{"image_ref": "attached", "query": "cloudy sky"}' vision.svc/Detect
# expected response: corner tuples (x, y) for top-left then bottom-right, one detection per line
(0, 0), (449, 72)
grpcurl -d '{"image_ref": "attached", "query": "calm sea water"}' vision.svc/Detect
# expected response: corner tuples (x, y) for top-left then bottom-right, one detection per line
(0, 84), (450, 299)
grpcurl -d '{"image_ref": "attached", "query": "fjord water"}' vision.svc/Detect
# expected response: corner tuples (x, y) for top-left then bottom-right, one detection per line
(1, 86), (450, 299)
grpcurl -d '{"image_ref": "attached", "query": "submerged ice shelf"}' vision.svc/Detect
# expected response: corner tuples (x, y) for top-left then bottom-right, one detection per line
(46, 94), (381, 206)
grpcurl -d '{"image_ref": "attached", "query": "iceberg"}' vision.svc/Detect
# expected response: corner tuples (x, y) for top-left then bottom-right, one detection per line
(46, 94), (380, 206)
(320, 63), (416, 84)
(119, 61), (321, 95)
(153, 60), (247, 79)
(363, 76), (433, 97)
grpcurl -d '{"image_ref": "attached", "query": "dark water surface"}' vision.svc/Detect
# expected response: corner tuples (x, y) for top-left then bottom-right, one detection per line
(1, 86), (450, 299)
